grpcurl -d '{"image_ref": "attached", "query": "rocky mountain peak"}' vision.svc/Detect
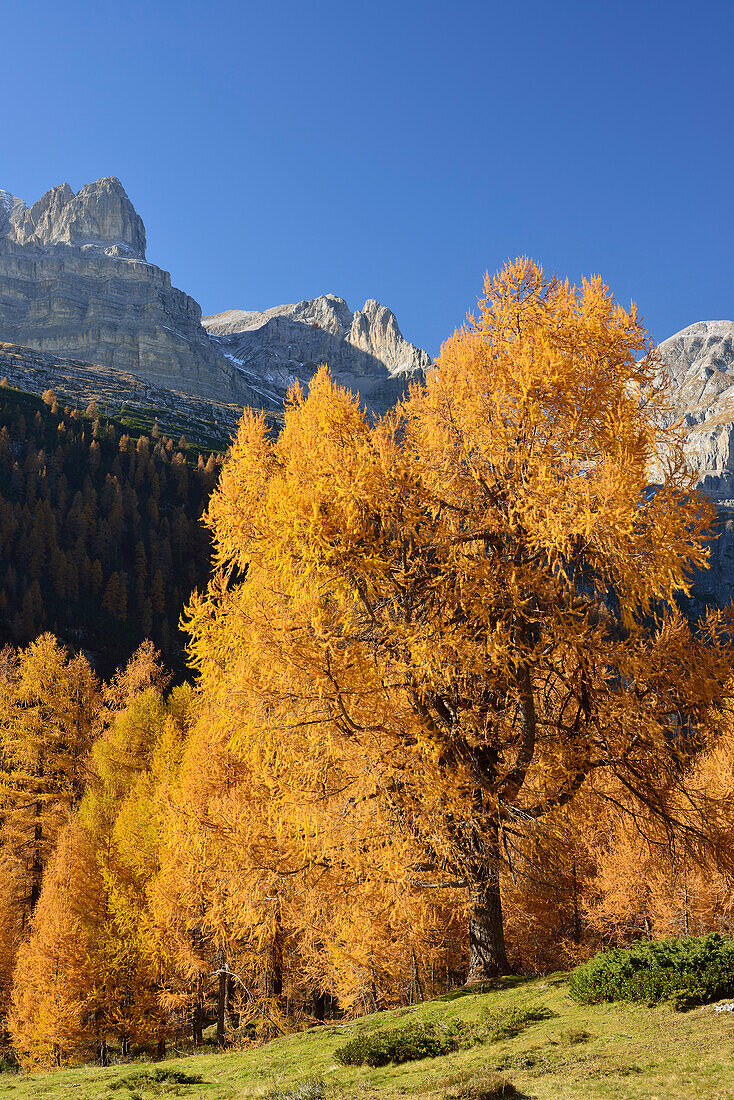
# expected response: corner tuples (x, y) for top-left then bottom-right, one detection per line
(202, 292), (431, 414)
(1, 176), (146, 259)
(295, 294), (353, 334)
(0, 189), (25, 231)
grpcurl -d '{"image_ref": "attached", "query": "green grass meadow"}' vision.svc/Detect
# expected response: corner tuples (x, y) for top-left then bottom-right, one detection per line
(3, 975), (734, 1099)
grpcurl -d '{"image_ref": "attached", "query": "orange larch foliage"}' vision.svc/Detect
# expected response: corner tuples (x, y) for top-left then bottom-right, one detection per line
(182, 259), (734, 985)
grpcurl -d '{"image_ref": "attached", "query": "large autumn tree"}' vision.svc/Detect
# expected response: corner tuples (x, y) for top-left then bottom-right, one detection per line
(185, 258), (734, 984)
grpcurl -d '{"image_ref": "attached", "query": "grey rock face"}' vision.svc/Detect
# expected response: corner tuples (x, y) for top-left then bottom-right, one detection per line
(204, 293), (430, 415)
(657, 321), (734, 609)
(686, 505), (734, 611)
(658, 320), (734, 500)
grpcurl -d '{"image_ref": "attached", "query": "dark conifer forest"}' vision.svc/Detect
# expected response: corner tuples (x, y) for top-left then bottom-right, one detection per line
(0, 384), (220, 675)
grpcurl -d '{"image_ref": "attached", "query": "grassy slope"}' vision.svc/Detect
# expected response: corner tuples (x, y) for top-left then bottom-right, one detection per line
(2, 975), (734, 1100)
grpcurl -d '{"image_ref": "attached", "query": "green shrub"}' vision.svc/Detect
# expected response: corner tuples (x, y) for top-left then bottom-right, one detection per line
(442, 1068), (524, 1099)
(334, 1021), (463, 1067)
(480, 1004), (550, 1041)
(108, 1068), (205, 1094)
(569, 932), (734, 1009)
(264, 1076), (326, 1100)
(665, 988), (702, 1012)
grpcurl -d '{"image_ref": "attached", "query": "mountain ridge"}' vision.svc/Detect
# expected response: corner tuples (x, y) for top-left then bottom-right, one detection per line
(0, 178), (429, 416)
(203, 291), (430, 414)
(3, 178), (734, 501)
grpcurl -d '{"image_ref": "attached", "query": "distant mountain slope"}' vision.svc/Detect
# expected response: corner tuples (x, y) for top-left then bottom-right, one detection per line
(0, 178), (431, 416)
(658, 320), (734, 500)
(0, 342), (242, 449)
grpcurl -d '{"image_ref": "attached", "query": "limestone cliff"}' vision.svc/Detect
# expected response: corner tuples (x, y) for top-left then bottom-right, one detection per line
(656, 320), (734, 501)
(0, 179), (259, 406)
(1, 177), (146, 258)
(654, 320), (734, 608)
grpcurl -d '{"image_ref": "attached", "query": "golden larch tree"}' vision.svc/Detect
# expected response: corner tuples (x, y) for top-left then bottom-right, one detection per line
(0, 635), (100, 1010)
(185, 259), (734, 982)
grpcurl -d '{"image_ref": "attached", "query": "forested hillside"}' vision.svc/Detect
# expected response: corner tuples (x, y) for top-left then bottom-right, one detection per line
(0, 384), (220, 673)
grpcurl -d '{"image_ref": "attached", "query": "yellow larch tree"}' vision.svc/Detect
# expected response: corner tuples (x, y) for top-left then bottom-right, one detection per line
(184, 258), (734, 984)
(151, 703), (465, 1024)
(0, 635), (100, 1013)
(8, 818), (103, 1069)
(150, 709), (295, 1044)
(7, 643), (184, 1067)
(581, 687), (734, 944)
(74, 645), (184, 1058)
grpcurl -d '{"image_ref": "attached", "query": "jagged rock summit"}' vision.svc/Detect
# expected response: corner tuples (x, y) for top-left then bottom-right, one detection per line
(0, 177), (146, 258)
(657, 320), (734, 610)
(0, 177), (430, 416)
(204, 293), (430, 412)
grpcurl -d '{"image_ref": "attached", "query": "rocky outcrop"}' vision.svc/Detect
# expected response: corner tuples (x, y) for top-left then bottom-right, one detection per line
(204, 293), (430, 415)
(655, 321), (734, 609)
(658, 320), (734, 500)
(1, 178), (146, 258)
(685, 505), (734, 612)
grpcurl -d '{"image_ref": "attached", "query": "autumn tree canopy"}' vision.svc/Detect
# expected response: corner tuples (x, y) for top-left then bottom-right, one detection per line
(4, 261), (734, 1070)
(184, 258), (734, 984)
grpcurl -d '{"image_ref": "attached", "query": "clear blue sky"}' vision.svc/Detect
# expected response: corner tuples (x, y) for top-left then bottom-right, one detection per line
(2, 0), (733, 357)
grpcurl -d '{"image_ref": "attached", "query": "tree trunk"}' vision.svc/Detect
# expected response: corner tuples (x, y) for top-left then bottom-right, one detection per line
(411, 949), (424, 1003)
(571, 860), (581, 944)
(312, 990), (326, 1020)
(466, 856), (510, 981)
(99, 1038), (108, 1067)
(270, 924), (283, 997)
(216, 959), (227, 1048)
(191, 1001), (203, 1046)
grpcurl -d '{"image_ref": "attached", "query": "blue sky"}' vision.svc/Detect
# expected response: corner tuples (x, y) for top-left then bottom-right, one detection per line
(2, 0), (733, 357)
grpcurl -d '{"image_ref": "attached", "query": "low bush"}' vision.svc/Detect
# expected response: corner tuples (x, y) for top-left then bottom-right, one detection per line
(569, 932), (734, 1009)
(108, 1068), (206, 1094)
(557, 1027), (591, 1045)
(265, 1076), (326, 1100)
(442, 1068), (524, 1099)
(480, 1004), (550, 1041)
(334, 1021), (464, 1067)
